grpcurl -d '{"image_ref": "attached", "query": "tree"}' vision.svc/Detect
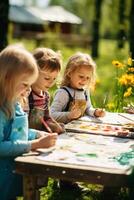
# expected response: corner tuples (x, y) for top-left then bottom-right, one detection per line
(0, 0), (9, 51)
(49, 0), (62, 5)
(117, 0), (126, 48)
(129, 0), (134, 59)
(91, 0), (103, 58)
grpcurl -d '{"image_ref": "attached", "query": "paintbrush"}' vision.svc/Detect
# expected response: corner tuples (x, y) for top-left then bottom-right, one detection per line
(40, 117), (53, 133)
(102, 94), (107, 109)
(101, 93), (109, 111)
(118, 113), (134, 123)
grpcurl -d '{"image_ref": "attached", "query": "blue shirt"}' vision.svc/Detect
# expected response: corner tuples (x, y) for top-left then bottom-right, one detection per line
(0, 102), (37, 200)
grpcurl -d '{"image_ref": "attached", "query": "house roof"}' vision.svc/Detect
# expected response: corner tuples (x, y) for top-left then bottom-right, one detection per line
(27, 6), (82, 24)
(9, 5), (43, 24)
(9, 5), (82, 25)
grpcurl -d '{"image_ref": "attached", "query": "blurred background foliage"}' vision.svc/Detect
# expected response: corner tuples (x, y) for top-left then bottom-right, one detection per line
(0, 0), (133, 111)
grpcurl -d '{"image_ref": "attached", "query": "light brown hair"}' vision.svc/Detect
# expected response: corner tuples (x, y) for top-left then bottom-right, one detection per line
(0, 45), (38, 118)
(61, 52), (96, 89)
(33, 47), (62, 72)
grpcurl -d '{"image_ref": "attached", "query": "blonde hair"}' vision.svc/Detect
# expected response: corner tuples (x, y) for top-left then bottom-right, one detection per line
(0, 45), (38, 118)
(61, 52), (96, 89)
(33, 47), (62, 72)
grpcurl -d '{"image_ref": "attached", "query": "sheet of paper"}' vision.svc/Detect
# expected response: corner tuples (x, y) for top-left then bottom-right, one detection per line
(37, 134), (134, 173)
(79, 112), (134, 125)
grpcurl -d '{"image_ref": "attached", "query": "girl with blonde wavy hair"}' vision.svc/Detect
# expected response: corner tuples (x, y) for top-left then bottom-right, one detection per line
(0, 45), (57, 200)
(51, 52), (105, 124)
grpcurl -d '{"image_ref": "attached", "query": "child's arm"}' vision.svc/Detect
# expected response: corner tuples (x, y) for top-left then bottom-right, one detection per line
(0, 139), (31, 157)
(0, 124), (57, 157)
(0, 112), (31, 157)
(50, 89), (73, 123)
(0, 132), (57, 156)
(30, 133), (57, 150)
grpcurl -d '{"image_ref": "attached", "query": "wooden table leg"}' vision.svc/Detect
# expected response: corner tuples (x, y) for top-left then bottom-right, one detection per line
(128, 187), (134, 200)
(23, 175), (40, 200)
(101, 186), (121, 200)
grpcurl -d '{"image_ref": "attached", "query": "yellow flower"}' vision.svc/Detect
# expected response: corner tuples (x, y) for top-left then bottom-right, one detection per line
(112, 60), (125, 68)
(95, 78), (100, 84)
(124, 87), (132, 97)
(118, 74), (134, 86)
(127, 57), (132, 66)
(128, 67), (134, 72)
(111, 56), (133, 111)
(106, 102), (115, 110)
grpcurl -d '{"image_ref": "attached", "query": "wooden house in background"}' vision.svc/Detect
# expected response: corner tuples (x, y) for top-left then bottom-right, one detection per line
(9, 5), (44, 38)
(27, 5), (82, 34)
(9, 5), (90, 47)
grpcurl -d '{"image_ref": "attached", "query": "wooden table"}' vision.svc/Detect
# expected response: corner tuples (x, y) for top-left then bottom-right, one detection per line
(15, 133), (134, 200)
(15, 154), (134, 200)
(15, 112), (134, 199)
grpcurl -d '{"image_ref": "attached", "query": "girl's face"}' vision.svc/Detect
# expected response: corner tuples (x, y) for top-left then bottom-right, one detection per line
(15, 74), (36, 99)
(34, 69), (59, 91)
(69, 66), (92, 89)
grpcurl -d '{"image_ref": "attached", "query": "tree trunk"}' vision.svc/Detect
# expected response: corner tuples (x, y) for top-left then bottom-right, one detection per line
(91, 0), (103, 58)
(0, 0), (9, 51)
(129, 0), (134, 59)
(117, 0), (126, 48)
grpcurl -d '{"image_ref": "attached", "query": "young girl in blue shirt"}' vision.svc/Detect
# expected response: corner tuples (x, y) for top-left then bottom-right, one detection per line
(0, 45), (57, 200)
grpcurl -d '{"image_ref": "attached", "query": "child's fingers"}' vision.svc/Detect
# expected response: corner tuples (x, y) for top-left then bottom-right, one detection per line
(49, 133), (58, 140)
(50, 133), (58, 136)
(100, 109), (106, 116)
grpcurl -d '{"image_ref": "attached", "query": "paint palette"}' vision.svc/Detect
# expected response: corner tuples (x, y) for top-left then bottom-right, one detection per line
(65, 120), (133, 138)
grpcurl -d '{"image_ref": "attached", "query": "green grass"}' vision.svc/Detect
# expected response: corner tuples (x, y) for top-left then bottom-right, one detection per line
(16, 178), (131, 200)
(42, 179), (131, 200)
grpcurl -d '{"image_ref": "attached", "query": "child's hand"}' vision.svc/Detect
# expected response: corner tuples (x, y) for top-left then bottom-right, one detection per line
(94, 108), (106, 117)
(48, 122), (65, 134)
(31, 133), (57, 150)
(36, 130), (49, 138)
(68, 108), (82, 120)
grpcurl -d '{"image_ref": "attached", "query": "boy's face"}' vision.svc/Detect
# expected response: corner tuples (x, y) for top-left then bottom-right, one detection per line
(34, 69), (59, 91)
